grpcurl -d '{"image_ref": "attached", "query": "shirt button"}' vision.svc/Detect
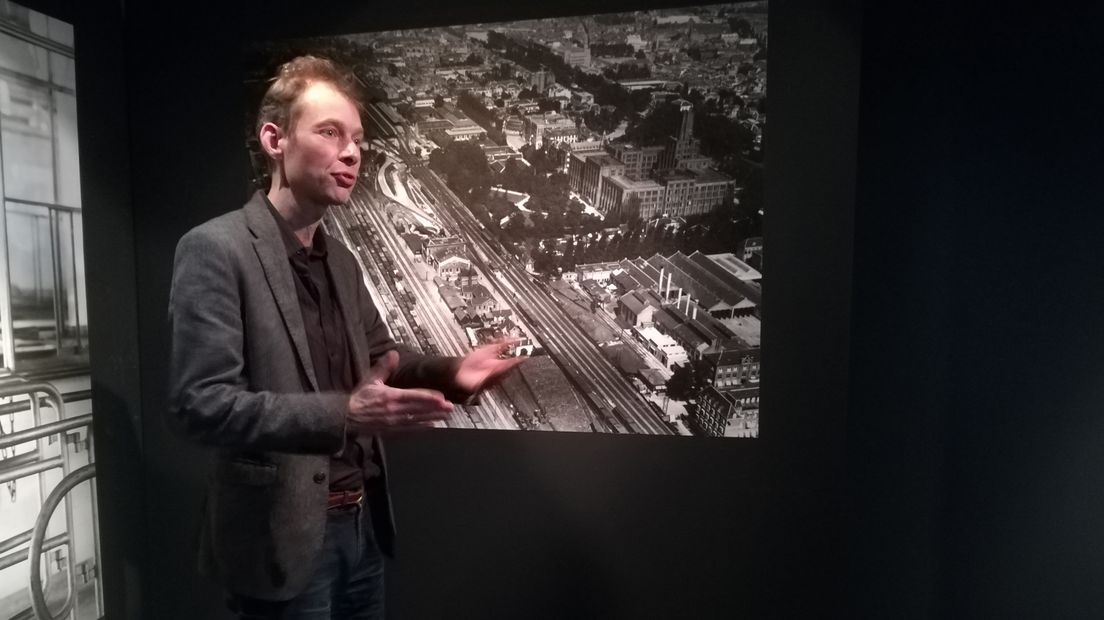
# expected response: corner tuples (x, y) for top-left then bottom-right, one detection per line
(313, 472), (327, 484)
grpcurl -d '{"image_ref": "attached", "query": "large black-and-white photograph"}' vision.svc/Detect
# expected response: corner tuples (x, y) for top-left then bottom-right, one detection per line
(244, 2), (764, 438)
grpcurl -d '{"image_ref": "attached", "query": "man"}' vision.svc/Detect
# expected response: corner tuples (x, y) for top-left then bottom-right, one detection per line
(168, 56), (522, 619)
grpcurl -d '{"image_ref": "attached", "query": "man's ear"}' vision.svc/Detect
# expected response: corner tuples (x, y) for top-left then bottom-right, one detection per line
(258, 122), (285, 161)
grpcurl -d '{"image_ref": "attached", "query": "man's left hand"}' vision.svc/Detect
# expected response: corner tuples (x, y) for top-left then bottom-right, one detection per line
(454, 338), (527, 394)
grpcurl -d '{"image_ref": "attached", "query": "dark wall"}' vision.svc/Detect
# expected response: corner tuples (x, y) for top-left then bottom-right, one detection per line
(917, 7), (1104, 619)
(111, 0), (858, 618)
(70, 0), (1104, 618)
(847, 4), (1104, 619)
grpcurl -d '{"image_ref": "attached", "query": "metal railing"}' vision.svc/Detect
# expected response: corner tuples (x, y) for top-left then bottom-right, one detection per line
(0, 200), (87, 369)
(0, 382), (100, 620)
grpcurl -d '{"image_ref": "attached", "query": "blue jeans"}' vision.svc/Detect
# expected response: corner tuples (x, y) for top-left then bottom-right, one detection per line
(229, 504), (385, 619)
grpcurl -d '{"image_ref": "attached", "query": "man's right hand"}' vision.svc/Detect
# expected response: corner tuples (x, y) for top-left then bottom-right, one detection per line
(346, 351), (453, 432)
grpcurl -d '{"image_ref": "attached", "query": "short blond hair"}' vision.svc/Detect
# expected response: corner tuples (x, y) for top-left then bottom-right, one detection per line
(255, 55), (361, 137)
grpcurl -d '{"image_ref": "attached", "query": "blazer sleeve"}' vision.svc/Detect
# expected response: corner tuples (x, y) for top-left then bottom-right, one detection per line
(167, 226), (348, 453)
(352, 258), (476, 404)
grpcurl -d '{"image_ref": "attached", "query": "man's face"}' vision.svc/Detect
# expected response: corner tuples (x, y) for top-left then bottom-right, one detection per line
(278, 81), (363, 207)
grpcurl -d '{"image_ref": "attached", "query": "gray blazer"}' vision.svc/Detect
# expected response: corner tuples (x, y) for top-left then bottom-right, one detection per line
(168, 191), (462, 600)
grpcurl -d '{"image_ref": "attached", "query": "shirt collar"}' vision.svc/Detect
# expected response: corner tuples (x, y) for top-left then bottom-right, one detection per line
(264, 194), (327, 260)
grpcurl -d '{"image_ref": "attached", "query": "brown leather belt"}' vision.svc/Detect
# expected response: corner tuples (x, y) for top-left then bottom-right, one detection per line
(327, 488), (364, 510)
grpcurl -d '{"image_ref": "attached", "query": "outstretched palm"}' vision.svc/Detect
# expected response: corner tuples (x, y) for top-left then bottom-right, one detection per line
(454, 339), (526, 393)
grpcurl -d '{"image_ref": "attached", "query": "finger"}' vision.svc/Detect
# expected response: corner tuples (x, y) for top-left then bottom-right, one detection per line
(490, 356), (526, 375)
(378, 388), (453, 415)
(478, 357), (526, 389)
(387, 409), (450, 427)
(388, 399), (454, 416)
(365, 350), (399, 386)
(494, 339), (524, 358)
(389, 387), (450, 406)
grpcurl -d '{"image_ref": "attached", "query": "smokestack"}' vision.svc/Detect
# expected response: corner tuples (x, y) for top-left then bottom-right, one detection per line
(659, 268), (665, 293)
(677, 288), (683, 310)
(693, 306), (698, 320)
(665, 273), (672, 298)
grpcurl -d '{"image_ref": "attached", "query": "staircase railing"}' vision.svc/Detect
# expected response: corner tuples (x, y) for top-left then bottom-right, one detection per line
(0, 382), (100, 620)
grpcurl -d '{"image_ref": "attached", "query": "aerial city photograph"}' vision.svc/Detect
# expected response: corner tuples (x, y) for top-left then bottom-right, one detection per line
(244, 2), (765, 438)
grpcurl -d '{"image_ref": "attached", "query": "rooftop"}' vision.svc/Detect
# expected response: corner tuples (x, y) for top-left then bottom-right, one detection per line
(703, 346), (759, 369)
(637, 325), (680, 349)
(589, 154), (624, 168)
(689, 251), (762, 306)
(608, 175), (664, 191)
(694, 168), (732, 184)
(705, 252), (763, 282)
(619, 289), (662, 315)
(655, 169), (698, 183)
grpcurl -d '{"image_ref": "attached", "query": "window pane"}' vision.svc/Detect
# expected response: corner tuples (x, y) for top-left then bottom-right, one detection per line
(46, 16), (73, 47)
(55, 91), (79, 207)
(0, 79), (55, 203)
(56, 210), (85, 351)
(50, 51), (75, 90)
(0, 3), (31, 31)
(0, 30), (48, 80)
(26, 8), (47, 38)
(6, 202), (56, 361)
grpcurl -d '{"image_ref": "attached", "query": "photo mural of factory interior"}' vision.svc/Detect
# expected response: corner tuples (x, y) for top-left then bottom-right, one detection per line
(0, 3), (103, 619)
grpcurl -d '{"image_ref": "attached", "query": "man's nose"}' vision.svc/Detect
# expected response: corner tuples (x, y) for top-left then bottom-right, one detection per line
(339, 140), (360, 164)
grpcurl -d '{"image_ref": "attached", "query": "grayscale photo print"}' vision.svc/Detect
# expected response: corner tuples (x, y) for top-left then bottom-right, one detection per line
(0, 2), (103, 619)
(244, 2), (765, 438)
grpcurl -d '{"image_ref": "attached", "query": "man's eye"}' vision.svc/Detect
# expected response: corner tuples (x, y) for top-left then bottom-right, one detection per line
(322, 128), (337, 137)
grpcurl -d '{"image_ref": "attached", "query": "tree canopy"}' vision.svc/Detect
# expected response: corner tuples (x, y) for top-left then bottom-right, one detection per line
(427, 141), (492, 201)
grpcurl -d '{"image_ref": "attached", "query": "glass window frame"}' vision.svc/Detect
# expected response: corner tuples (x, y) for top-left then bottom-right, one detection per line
(0, 13), (80, 371)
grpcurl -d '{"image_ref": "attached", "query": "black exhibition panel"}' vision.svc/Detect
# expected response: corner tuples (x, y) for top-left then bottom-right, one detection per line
(49, 0), (1104, 618)
(117, 0), (859, 618)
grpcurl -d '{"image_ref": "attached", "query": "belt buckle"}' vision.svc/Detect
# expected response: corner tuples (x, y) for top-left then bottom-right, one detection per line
(329, 488), (364, 511)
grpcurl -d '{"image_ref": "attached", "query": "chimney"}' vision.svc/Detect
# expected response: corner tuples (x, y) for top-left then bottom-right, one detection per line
(665, 273), (672, 298)
(659, 267), (665, 292)
(677, 288), (683, 310)
(693, 306), (698, 320)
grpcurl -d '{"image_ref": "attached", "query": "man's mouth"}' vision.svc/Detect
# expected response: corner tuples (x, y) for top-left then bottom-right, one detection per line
(333, 173), (356, 188)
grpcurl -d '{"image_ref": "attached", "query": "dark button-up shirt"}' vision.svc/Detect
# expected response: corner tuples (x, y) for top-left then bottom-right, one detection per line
(266, 198), (379, 490)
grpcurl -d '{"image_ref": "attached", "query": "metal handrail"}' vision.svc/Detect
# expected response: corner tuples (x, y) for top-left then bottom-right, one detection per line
(30, 464), (95, 620)
(0, 382), (98, 619)
(0, 414), (92, 450)
(0, 529), (33, 556)
(0, 532), (69, 572)
(0, 448), (38, 471)
(0, 455), (63, 485)
(0, 382), (63, 410)
(0, 389), (93, 416)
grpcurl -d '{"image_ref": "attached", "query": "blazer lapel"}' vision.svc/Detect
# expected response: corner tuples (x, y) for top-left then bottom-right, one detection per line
(243, 192), (320, 392)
